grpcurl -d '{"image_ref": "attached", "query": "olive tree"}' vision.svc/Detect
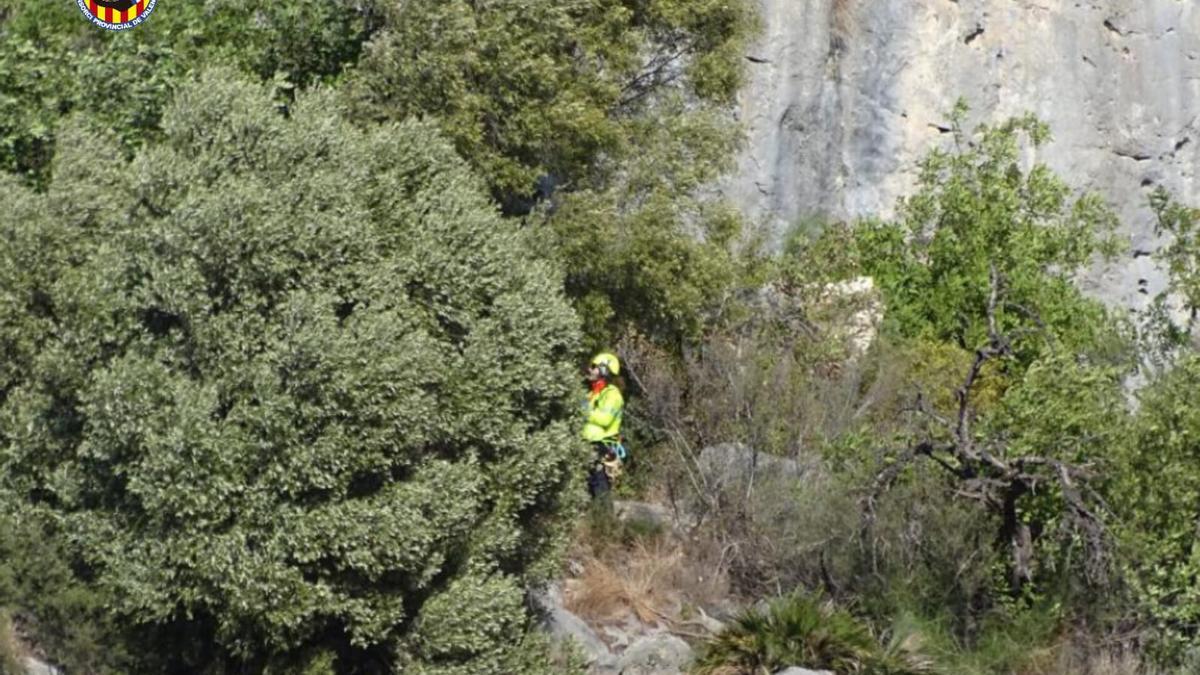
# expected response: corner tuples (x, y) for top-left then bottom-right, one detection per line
(0, 70), (582, 673)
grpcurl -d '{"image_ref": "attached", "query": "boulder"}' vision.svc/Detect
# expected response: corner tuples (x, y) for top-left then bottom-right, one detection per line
(617, 634), (694, 675)
(698, 442), (809, 488)
(533, 584), (618, 673)
(613, 500), (675, 531)
(22, 657), (62, 675)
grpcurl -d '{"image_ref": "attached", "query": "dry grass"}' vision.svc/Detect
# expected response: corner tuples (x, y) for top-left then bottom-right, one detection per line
(1087, 653), (1161, 675)
(566, 540), (683, 627)
(1052, 651), (1165, 675)
(565, 524), (736, 641)
(1001, 636), (1167, 675)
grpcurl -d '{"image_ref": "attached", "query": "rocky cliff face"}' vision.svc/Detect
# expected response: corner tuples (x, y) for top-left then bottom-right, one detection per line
(726, 0), (1199, 311)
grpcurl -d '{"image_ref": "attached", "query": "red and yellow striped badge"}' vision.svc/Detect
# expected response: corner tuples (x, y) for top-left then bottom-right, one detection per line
(77, 0), (157, 31)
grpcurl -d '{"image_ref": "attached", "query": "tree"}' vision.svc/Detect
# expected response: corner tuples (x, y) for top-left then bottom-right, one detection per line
(347, 0), (752, 205)
(531, 107), (754, 349)
(844, 111), (1133, 598)
(1116, 191), (1200, 660)
(854, 104), (1124, 364)
(1140, 188), (1200, 362)
(0, 70), (582, 673)
(346, 0), (759, 348)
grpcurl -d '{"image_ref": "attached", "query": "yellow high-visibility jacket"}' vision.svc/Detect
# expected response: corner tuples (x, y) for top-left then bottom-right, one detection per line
(582, 384), (623, 443)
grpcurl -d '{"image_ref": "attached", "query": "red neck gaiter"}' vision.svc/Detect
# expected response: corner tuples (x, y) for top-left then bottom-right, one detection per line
(590, 379), (607, 396)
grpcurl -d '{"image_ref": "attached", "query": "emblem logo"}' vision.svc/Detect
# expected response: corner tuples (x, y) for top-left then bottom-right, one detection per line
(77, 0), (157, 31)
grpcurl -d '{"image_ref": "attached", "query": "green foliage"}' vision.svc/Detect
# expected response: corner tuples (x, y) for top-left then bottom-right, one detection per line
(535, 76), (763, 349)
(987, 354), (1127, 466)
(0, 610), (18, 672)
(1129, 192), (1200, 663)
(348, 0), (753, 201)
(1117, 355), (1200, 661)
(1150, 188), (1200, 321)
(0, 611), (17, 675)
(0, 508), (130, 673)
(0, 0), (758, 349)
(694, 593), (934, 675)
(769, 110), (1139, 655)
(851, 104), (1124, 362)
(0, 0), (377, 183)
(1143, 189), (1200, 359)
(0, 70), (582, 671)
(542, 186), (753, 349)
(348, 0), (759, 347)
(886, 604), (1068, 675)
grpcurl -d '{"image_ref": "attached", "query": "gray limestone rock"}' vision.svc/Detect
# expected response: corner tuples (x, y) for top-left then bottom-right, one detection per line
(613, 500), (676, 531)
(22, 657), (62, 675)
(698, 442), (811, 488)
(617, 634), (695, 675)
(533, 584), (619, 673)
(724, 0), (1200, 314)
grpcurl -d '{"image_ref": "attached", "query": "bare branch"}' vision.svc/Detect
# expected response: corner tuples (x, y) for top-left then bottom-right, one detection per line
(863, 261), (1114, 594)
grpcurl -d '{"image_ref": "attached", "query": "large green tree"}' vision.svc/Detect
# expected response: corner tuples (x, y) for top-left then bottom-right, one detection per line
(810, 111), (1133, 600)
(853, 106), (1124, 363)
(348, 0), (751, 203)
(348, 0), (758, 347)
(0, 70), (581, 673)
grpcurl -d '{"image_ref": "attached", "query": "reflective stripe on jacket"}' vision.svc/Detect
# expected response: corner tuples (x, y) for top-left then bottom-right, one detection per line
(582, 384), (623, 442)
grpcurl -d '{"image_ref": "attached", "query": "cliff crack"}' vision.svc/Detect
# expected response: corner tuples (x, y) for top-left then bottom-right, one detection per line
(1113, 148), (1152, 162)
(964, 25), (985, 45)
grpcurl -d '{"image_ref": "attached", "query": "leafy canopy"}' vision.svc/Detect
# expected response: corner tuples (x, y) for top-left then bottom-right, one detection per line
(0, 0), (378, 183)
(1116, 356), (1200, 660)
(853, 104), (1123, 362)
(348, 0), (753, 203)
(0, 70), (581, 673)
(347, 0), (759, 349)
(780, 109), (1135, 616)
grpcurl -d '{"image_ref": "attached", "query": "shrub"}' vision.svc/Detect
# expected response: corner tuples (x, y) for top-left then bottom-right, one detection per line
(1115, 355), (1200, 663)
(694, 593), (933, 675)
(851, 104), (1125, 365)
(0, 508), (128, 673)
(348, 0), (754, 202)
